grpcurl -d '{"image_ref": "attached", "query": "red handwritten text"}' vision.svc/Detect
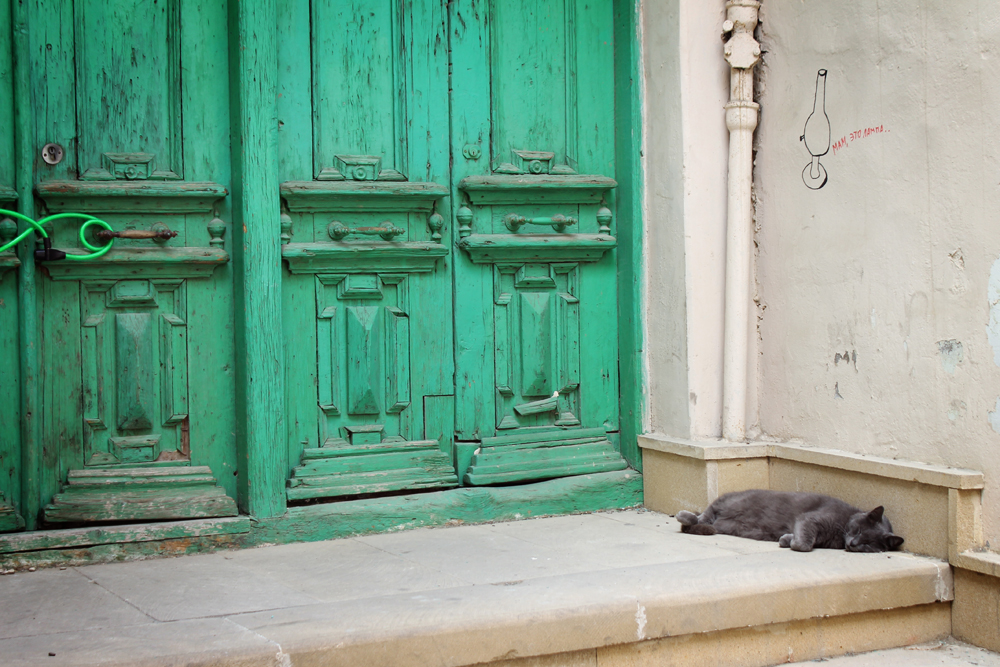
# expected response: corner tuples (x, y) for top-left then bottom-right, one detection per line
(832, 124), (888, 156)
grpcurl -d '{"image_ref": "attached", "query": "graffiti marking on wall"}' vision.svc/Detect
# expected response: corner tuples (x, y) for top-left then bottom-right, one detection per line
(831, 125), (889, 156)
(801, 69), (831, 190)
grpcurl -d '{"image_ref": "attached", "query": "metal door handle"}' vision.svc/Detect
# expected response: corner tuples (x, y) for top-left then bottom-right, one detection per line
(95, 223), (177, 242)
(503, 213), (576, 233)
(328, 221), (405, 241)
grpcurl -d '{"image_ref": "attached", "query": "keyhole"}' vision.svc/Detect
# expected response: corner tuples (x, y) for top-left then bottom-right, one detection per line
(41, 143), (64, 166)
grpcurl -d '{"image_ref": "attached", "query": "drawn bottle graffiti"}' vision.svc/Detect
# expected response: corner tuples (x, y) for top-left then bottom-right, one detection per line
(801, 69), (830, 190)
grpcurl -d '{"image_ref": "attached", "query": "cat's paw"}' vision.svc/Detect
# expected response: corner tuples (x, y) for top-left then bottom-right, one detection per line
(779, 534), (793, 548)
(675, 510), (699, 526)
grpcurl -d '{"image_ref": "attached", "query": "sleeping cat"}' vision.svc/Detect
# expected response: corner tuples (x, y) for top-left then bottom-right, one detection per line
(675, 489), (904, 553)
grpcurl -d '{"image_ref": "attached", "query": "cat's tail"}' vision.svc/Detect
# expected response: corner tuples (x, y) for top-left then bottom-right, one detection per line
(675, 510), (718, 535)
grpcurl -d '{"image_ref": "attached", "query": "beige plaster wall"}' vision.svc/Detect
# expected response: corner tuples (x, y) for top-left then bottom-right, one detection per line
(753, 2), (1000, 542)
(642, 1), (730, 439)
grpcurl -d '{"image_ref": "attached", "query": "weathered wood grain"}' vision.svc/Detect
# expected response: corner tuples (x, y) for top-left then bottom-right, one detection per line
(41, 247), (229, 280)
(254, 469), (642, 544)
(281, 242), (447, 274)
(465, 428), (628, 486)
(0, 495), (25, 533)
(0, 532), (247, 570)
(287, 439), (459, 501)
(13, 0), (40, 531)
(458, 234), (616, 264)
(43, 466), (237, 523)
(459, 175), (618, 205)
(613, 0), (647, 470)
(1, 0), (644, 546)
(230, 0), (286, 519)
(280, 181), (449, 213)
(35, 181), (228, 213)
(0, 516), (250, 554)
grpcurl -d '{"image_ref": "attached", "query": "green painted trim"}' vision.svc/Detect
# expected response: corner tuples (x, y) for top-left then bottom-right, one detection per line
(280, 180), (449, 213)
(35, 181), (228, 213)
(0, 516), (251, 554)
(0, 255), (19, 275)
(458, 234), (616, 264)
(13, 0), (40, 530)
(42, 247), (229, 280)
(254, 469), (642, 544)
(613, 0), (646, 470)
(459, 175), (617, 205)
(229, 0), (286, 519)
(0, 185), (16, 202)
(282, 242), (447, 274)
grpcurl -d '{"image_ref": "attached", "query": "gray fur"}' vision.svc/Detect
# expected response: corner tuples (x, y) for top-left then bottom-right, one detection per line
(675, 490), (904, 552)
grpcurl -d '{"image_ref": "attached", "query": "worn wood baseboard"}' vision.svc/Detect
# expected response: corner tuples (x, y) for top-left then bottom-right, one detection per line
(0, 470), (642, 568)
(253, 469), (643, 544)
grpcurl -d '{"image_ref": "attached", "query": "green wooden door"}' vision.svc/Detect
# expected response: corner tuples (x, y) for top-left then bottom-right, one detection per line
(276, 0), (626, 503)
(20, 0), (238, 525)
(277, 0), (458, 500)
(1, 1), (632, 530)
(450, 0), (626, 484)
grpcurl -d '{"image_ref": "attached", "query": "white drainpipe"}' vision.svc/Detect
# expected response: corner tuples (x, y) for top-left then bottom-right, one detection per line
(721, 0), (761, 442)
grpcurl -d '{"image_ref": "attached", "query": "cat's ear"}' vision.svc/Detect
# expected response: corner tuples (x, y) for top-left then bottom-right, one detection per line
(867, 506), (885, 523)
(885, 535), (904, 550)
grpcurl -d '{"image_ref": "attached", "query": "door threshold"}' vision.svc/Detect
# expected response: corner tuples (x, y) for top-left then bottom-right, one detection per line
(0, 471), (641, 567)
(256, 469), (642, 544)
(0, 516), (251, 555)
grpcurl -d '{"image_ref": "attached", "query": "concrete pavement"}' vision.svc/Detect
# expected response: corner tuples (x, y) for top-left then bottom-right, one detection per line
(0, 509), (974, 667)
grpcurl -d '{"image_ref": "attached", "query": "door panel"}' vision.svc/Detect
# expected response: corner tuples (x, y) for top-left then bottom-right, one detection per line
(29, 0), (237, 524)
(452, 0), (625, 484)
(279, 0), (456, 501)
(78, 280), (190, 466)
(75, 0), (182, 180)
(312, 0), (408, 180)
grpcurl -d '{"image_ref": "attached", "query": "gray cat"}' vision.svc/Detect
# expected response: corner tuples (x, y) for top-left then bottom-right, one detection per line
(675, 489), (904, 553)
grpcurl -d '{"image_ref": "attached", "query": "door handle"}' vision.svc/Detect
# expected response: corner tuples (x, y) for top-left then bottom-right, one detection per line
(95, 223), (178, 243)
(328, 221), (405, 241)
(503, 213), (576, 233)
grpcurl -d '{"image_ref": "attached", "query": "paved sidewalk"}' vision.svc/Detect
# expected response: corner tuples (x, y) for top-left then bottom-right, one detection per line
(790, 640), (1000, 666)
(0, 509), (966, 667)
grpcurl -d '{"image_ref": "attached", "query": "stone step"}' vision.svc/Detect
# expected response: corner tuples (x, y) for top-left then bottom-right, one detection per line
(0, 510), (954, 667)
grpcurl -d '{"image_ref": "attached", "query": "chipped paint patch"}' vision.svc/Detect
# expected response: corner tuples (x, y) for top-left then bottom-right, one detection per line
(937, 339), (964, 374)
(987, 257), (1000, 366)
(989, 398), (1000, 435)
(948, 400), (967, 422)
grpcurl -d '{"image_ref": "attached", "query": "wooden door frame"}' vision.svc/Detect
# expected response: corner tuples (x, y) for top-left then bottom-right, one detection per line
(613, 0), (647, 470)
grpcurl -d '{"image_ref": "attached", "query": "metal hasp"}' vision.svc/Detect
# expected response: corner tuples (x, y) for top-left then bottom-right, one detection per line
(722, 0), (761, 442)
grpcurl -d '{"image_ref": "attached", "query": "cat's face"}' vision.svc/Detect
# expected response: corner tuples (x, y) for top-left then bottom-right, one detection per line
(844, 506), (904, 552)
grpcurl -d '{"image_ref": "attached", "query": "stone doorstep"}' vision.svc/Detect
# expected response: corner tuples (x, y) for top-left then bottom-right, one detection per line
(637, 435), (985, 489)
(0, 533), (953, 667)
(638, 434), (987, 563)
